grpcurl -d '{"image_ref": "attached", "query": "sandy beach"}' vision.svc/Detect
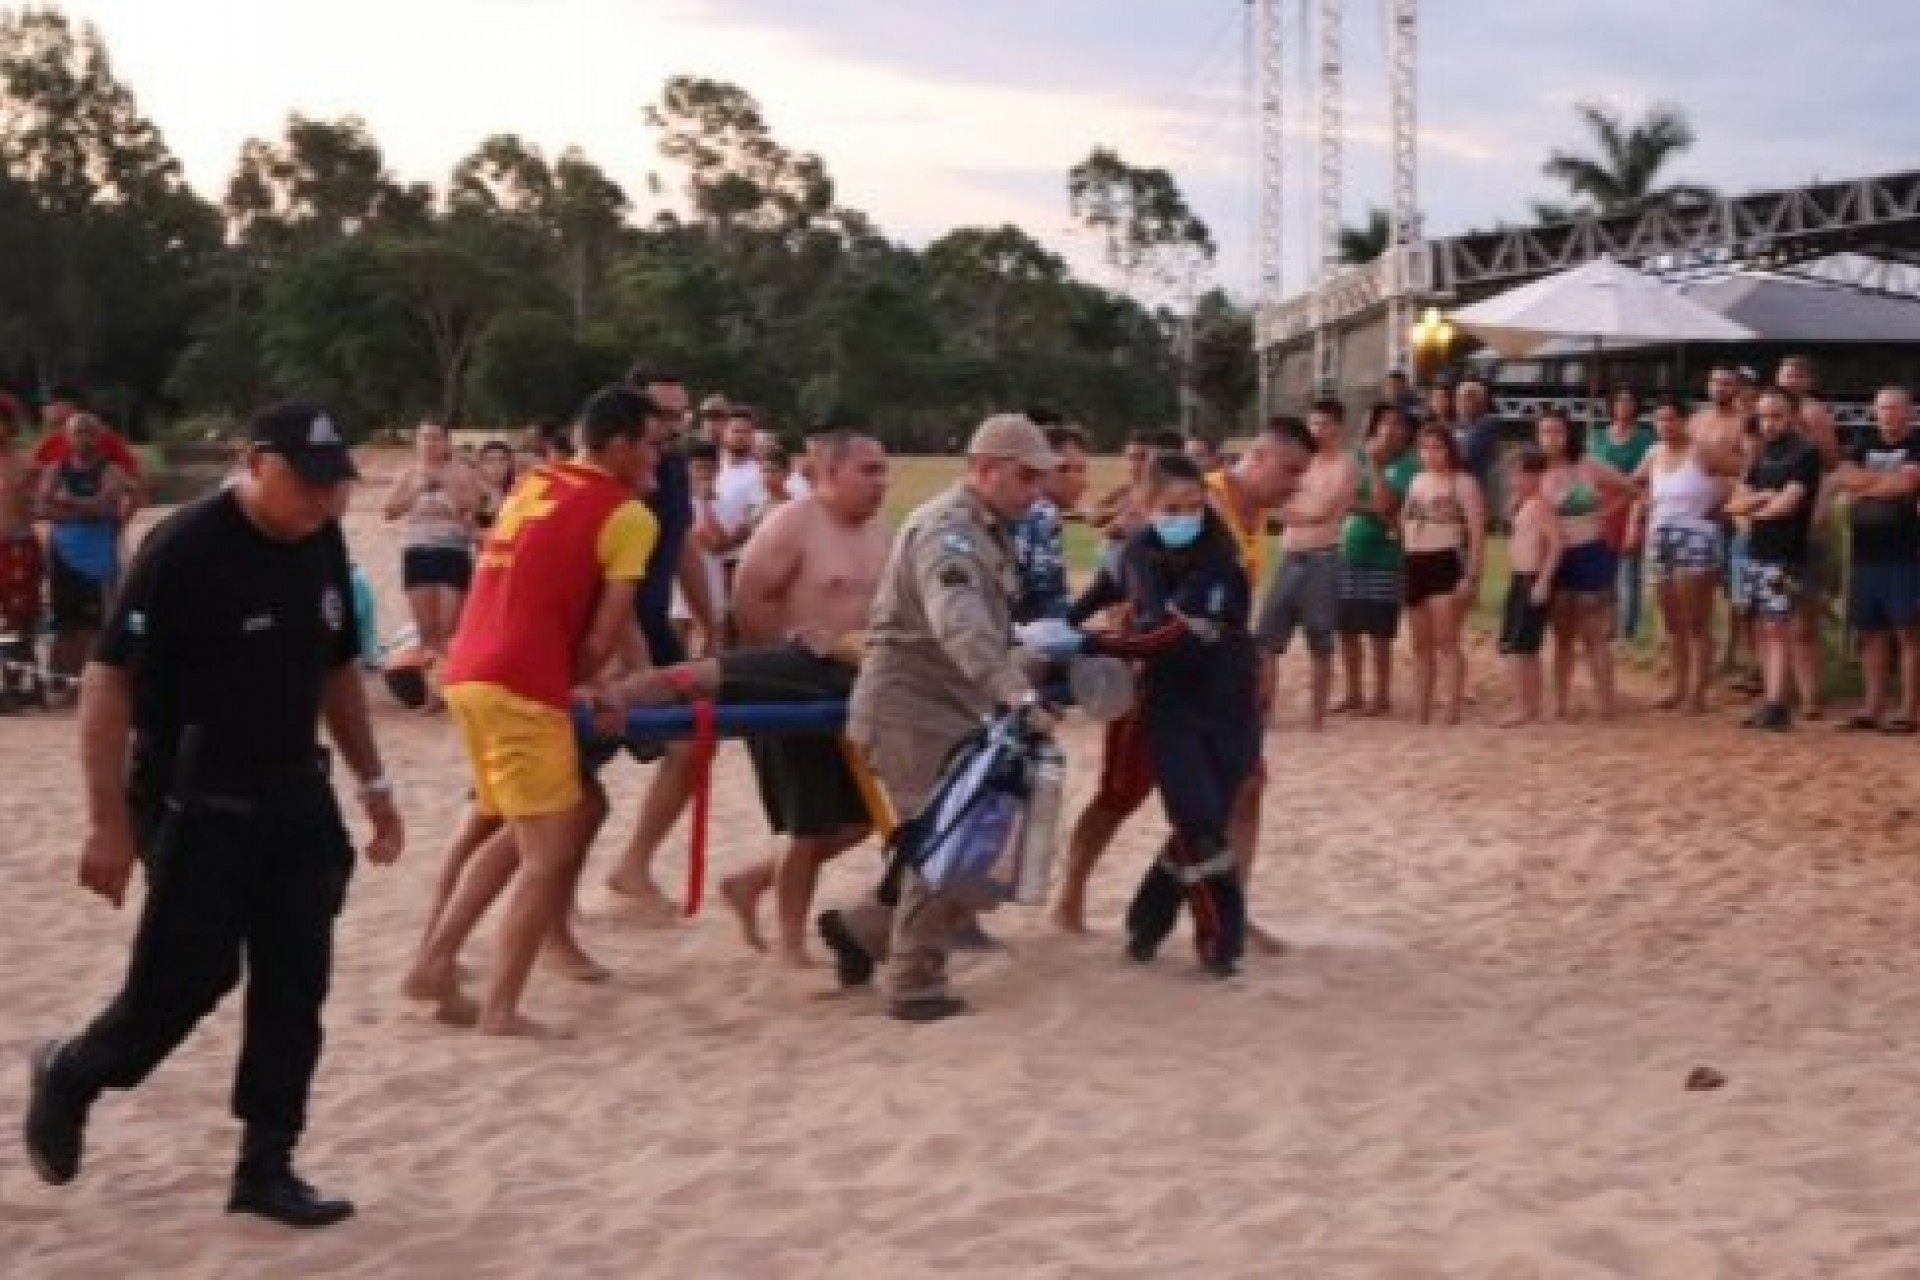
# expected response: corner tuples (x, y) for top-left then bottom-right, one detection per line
(7, 479), (1920, 1279)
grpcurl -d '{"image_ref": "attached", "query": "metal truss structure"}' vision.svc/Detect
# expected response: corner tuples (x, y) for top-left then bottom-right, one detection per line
(1259, 168), (1920, 361)
(1253, 0), (1423, 392)
(1383, 0), (1419, 375)
(1252, 0), (1288, 408)
(1312, 0), (1344, 387)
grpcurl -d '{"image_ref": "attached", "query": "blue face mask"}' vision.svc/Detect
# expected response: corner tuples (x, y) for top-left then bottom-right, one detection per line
(1153, 513), (1204, 548)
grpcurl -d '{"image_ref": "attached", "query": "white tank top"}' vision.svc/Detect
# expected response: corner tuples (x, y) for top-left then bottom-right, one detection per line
(1648, 450), (1716, 536)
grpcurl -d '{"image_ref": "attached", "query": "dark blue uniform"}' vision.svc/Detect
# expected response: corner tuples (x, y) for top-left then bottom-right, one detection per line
(1070, 519), (1259, 973)
(637, 448), (694, 665)
(47, 490), (360, 1172)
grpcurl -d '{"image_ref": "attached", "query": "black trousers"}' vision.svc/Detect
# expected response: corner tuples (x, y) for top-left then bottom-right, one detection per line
(1126, 696), (1257, 969)
(61, 776), (354, 1143)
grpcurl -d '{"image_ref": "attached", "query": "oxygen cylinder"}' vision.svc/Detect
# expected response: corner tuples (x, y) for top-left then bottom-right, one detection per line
(1013, 739), (1066, 905)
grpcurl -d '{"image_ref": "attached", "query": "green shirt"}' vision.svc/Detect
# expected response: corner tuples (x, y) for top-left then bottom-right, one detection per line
(1588, 422), (1656, 479)
(1340, 448), (1420, 568)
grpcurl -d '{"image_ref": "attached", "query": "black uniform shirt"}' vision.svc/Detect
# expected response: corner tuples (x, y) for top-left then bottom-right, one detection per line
(96, 490), (358, 779)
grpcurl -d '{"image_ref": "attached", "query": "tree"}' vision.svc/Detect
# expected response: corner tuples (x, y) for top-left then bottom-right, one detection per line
(0, 8), (219, 424)
(465, 308), (599, 425)
(225, 114), (432, 254)
(257, 237), (436, 434)
(1067, 146), (1215, 297)
(449, 136), (632, 327)
(1541, 102), (1713, 215)
(1185, 289), (1256, 430)
(644, 76), (831, 235)
(924, 225), (1068, 359)
(1337, 206), (1392, 265)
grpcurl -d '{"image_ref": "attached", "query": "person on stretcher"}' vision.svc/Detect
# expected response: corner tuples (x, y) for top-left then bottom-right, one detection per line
(607, 429), (892, 967)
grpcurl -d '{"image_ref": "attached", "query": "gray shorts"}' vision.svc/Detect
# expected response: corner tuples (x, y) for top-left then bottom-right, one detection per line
(1257, 547), (1340, 657)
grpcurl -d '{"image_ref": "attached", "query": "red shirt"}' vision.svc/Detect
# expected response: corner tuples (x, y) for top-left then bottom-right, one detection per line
(34, 427), (141, 475)
(444, 461), (656, 709)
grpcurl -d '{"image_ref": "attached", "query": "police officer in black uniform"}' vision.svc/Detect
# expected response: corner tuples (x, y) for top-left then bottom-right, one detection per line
(23, 402), (405, 1228)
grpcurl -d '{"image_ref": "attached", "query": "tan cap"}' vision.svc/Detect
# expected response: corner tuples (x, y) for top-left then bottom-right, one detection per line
(966, 413), (1061, 471)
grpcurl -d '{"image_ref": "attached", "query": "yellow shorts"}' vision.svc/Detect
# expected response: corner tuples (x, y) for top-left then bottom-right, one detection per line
(443, 682), (583, 819)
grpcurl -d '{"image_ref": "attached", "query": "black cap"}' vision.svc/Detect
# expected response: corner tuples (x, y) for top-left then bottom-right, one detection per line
(249, 401), (360, 483)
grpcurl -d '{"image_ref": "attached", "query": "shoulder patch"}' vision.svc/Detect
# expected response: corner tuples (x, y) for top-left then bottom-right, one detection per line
(940, 530), (975, 556)
(938, 563), (973, 588)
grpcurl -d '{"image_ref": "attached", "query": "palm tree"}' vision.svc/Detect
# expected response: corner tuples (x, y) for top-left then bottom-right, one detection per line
(1541, 102), (1714, 215)
(1337, 206), (1391, 265)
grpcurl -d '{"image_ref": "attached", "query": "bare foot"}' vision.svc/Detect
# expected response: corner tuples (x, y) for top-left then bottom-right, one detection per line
(1362, 701), (1390, 718)
(1248, 921), (1289, 957)
(401, 958), (457, 1004)
(1306, 718), (1325, 733)
(1685, 697), (1709, 715)
(719, 874), (767, 952)
(1329, 698), (1360, 715)
(594, 879), (680, 927)
(776, 945), (814, 971)
(1051, 900), (1088, 934)
(1652, 694), (1681, 711)
(1496, 713), (1534, 728)
(433, 989), (480, 1028)
(542, 939), (612, 983)
(477, 1012), (574, 1040)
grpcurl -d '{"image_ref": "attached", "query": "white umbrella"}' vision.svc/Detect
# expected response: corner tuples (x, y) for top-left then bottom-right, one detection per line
(1451, 257), (1754, 424)
(1452, 256), (1754, 357)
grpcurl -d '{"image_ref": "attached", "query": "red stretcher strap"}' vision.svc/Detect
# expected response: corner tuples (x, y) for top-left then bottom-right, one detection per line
(683, 695), (717, 918)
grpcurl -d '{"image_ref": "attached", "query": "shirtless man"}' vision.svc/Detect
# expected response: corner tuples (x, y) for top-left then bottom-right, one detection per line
(0, 395), (44, 710)
(1256, 398), (1359, 731)
(621, 431), (892, 965)
(1692, 365), (1753, 675)
(1778, 355), (1842, 464)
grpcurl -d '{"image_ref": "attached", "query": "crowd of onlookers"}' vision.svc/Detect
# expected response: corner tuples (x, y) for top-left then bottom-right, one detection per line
(0, 386), (819, 714)
(1133, 355), (1918, 733)
(7, 355), (1918, 736)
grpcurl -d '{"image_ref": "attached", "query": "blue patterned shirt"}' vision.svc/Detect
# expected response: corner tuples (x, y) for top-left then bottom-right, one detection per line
(1012, 498), (1069, 624)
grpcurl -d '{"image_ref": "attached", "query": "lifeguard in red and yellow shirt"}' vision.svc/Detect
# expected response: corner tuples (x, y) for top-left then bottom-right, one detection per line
(425, 386), (660, 1038)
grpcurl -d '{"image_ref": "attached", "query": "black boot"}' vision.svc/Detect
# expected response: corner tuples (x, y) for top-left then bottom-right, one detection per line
(23, 1039), (95, 1186)
(816, 910), (874, 988)
(227, 1130), (355, 1229)
(1124, 847), (1186, 964)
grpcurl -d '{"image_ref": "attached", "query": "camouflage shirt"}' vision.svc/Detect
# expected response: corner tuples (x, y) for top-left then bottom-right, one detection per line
(1011, 497), (1069, 624)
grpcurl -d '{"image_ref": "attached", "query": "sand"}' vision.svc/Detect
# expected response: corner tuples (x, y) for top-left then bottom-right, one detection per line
(7, 473), (1920, 1278)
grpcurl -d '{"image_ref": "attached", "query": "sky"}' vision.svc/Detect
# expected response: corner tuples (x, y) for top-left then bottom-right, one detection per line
(46, 0), (1920, 302)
